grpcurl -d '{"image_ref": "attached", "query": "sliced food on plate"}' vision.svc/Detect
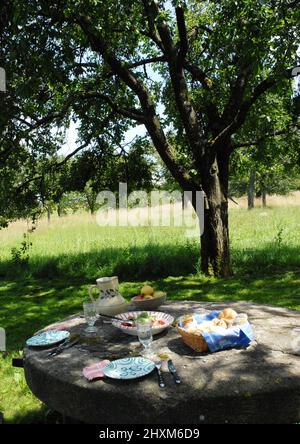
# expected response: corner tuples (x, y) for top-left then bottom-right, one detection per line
(112, 311), (174, 336)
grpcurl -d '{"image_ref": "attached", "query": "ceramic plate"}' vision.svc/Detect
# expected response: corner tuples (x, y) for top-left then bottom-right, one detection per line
(112, 311), (174, 336)
(103, 357), (155, 380)
(26, 330), (70, 347)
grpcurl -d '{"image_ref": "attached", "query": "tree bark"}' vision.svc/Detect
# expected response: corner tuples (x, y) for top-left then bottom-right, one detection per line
(248, 170), (256, 210)
(85, 193), (96, 215)
(47, 206), (51, 223)
(199, 151), (232, 277)
(261, 187), (267, 208)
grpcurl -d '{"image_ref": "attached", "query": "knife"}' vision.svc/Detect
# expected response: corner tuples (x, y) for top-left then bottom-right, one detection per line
(48, 338), (80, 356)
(167, 359), (181, 384)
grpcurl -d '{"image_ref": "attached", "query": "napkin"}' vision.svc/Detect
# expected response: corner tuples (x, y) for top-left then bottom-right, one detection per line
(83, 360), (110, 381)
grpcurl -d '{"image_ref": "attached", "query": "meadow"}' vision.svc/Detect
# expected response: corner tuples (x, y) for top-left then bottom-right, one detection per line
(1, 197), (300, 423)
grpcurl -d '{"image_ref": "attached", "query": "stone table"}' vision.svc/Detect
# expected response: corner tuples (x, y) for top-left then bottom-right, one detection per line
(23, 301), (300, 424)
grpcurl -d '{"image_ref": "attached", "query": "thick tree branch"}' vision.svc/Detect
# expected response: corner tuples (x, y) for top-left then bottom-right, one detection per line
(86, 92), (146, 123)
(210, 65), (300, 148)
(77, 16), (153, 105)
(15, 139), (92, 193)
(144, 116), (197, 190)
(182, 61), (221, 131)
(221, 63), (254, 125)
(141, 2), (207, 164)
(15, 112), (116, 192)
(77, 13), (195, 190)
(183, 62), (213, 90)
(128, 56), (166, 69)
(187, 25), (213, 41)
(175, 6), (188, 66)
(141, 0), (164, 50)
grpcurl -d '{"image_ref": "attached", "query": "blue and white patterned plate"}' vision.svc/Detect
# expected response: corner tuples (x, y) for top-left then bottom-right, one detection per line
(26, 330), (70, 347)
(103, 357), (155, 380)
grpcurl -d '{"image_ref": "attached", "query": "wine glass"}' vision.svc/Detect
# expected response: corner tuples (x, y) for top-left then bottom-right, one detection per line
(83, 301), (98, 335)
(136, 318), (154, 358)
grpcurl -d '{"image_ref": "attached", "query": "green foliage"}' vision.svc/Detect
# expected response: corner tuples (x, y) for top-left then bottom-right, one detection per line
(10, 233), (32, 267)
(1, 0), (299, 227)
(229, 85), (300, 199)
(0, 205), (300, 422)
(10, 223), (36, 267)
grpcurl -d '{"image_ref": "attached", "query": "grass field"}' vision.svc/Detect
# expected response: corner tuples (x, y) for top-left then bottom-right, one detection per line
(1, 201), (300, 423)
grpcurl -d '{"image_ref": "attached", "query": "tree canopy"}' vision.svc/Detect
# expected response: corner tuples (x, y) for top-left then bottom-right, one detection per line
(0, 0), (299, 274)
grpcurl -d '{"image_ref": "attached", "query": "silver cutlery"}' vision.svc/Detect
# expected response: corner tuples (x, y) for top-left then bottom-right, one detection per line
(167, 359), (181, 384)
(48, 338), (79, 356)
(98, 314), (134, 324)
(154, 361), (166, 388)
(47, 340), (68, 356)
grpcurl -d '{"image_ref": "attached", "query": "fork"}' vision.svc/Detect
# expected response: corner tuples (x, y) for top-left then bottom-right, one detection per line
(47, 339), (70, 356)
(154, 361), (166, 388)
(48, 338), (79, 356)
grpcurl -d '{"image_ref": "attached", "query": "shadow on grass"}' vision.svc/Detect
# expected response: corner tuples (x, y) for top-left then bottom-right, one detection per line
(0, 242), (200, 281)
(4, 405), (48, 425)
(1, 242), (300, 424)
(1, 270), (299, 353)
(0, 278), (88, 351)
(0, 241), (300, 283)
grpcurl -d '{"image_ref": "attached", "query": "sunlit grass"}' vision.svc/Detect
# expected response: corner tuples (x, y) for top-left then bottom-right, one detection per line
(1, 205), (300, 280)
(1, 204), (300, 423)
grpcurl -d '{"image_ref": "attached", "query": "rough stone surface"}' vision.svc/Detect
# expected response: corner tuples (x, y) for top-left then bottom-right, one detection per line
(23, 301), (300, 424)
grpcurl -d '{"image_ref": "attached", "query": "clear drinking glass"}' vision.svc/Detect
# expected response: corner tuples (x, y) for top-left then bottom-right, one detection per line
(83, 301), (98, 335)
(137, 318), (153, 357)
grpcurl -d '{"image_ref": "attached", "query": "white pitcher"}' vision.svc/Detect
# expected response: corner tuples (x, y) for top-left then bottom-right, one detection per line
(88, 276), (127, 315)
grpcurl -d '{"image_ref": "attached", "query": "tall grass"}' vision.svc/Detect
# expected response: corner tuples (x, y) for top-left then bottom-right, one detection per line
(1, 202), (300, 424)
(0, 205), (300, 280)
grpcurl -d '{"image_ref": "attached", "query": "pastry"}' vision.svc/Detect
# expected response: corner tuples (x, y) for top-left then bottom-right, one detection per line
(219, 308), (238, 321)
(181, 315), (194, 327)
(212, 318), (227, 329)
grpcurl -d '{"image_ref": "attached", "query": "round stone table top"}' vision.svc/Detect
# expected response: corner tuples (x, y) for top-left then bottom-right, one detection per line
(23, 301), (300, 424)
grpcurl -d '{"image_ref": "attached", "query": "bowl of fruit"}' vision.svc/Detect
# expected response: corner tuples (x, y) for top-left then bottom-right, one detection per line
(131, 285), (167, 310)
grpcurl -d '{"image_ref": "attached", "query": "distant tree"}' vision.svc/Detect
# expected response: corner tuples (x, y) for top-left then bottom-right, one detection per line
(63, 137), (155, 213)
(1, 1), (300, 275)
(230, 86), (300, 208)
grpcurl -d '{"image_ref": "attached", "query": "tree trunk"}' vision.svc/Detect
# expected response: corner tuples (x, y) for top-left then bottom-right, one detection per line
(248, 170), (255, 210)
(57, 203), (62, 217)
(85, 193), (96, 215)
(261, 187), (267, 208)
(47, 206), (51, 223)
(199, 152), (232, 277)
